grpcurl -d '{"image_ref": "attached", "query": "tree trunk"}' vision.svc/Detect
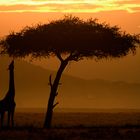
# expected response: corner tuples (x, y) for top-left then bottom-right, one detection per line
(43, 60), (68, 128)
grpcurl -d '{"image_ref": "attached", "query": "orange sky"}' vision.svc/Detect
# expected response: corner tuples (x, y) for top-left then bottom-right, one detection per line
(0, 0), (140, 82)
(0, 0), (140, 13)
(0, 0), (140, 36)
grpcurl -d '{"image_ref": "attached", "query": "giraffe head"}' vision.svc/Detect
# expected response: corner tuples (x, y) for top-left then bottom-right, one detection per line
(8, 60), (14, 71)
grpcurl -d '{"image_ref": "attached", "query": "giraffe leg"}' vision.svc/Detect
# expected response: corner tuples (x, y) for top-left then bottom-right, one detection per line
(8, 111), (11, 127)
(1, 112), (5, 128)
(11, 108), (15, 127)
(0, 113), (1, 128)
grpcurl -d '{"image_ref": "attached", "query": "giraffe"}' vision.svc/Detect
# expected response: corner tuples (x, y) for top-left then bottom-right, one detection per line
(0, 60), (16, 128)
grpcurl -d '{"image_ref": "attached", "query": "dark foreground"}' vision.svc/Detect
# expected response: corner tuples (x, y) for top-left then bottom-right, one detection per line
(0, 111), (140, 140)
(0, 126), (140, 140)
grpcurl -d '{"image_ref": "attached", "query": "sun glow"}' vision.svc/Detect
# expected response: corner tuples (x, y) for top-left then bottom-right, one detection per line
(0, 0), (140, 13)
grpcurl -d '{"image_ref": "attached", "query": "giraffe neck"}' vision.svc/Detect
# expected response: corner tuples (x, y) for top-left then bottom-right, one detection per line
(9, 69), (15, 94)
(6, 61), (15, 100)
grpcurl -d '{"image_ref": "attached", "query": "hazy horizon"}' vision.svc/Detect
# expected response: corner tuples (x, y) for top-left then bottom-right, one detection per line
(1, 57), (140, 109)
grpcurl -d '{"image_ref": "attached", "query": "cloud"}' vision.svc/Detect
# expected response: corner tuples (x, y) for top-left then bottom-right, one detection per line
(40, 4), (102, 12)
(114, 0), (140, 5)
(0, 3), (101, 12)
(0, 0), (140, 13)
(0, 4), (38, 11)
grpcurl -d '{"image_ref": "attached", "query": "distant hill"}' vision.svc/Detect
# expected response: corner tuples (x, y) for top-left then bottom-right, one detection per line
(0, 56), (140, 109)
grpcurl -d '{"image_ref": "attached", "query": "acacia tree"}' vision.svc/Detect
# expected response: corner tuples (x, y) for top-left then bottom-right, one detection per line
(1, 16), (140, 128)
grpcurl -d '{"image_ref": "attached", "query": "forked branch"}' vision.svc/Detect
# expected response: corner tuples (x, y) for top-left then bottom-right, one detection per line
(56, 53), (64, 62)
(53, 102), (59, 109)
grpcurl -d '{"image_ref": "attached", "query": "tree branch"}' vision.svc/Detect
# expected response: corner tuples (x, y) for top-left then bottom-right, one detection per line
(55, 92), (58, 96)
(65, 52), (74, 61)
(65, 51), (81, 62)
(53, 102), (59, 109)
(48, 74), (53, 89)
(56, 53), (64, 62)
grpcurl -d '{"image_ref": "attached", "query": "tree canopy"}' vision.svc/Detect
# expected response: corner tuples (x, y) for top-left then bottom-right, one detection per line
(1, 16), (139, 61)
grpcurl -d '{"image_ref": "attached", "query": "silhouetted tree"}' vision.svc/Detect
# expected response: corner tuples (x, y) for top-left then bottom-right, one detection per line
(1, 16), (140, 128)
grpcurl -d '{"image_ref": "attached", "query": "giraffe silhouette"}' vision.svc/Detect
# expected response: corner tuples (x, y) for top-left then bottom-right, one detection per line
(0, 60), (16, 128)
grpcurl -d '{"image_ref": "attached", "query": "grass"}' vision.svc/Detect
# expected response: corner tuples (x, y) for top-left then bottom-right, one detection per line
(0, 111), (140, 139)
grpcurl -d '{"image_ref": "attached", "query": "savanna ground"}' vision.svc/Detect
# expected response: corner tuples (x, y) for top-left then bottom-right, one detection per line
(1, 109), (140, 140)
